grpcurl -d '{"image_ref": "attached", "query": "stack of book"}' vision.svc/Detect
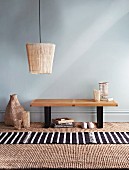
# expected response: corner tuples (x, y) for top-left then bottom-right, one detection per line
(101, 97), (114, 101)
(52, 117), (74, 128)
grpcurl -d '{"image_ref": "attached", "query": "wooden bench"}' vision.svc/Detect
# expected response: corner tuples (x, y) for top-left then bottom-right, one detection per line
(30, 99), (118, 128)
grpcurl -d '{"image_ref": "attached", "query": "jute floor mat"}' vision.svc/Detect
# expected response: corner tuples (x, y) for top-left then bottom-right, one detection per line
(0, 144), (129, 169)
(0, 122), (129, 132)
(0, 122), (129, 169)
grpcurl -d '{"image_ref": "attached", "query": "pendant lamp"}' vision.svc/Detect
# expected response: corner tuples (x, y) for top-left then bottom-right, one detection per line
(26, 0), (56, 74)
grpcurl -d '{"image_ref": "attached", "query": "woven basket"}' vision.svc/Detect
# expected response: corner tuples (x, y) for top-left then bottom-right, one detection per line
(26, 43), (56, 74)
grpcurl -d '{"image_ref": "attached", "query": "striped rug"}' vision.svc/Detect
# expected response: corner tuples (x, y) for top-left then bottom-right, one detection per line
(0, 132), (129, 144)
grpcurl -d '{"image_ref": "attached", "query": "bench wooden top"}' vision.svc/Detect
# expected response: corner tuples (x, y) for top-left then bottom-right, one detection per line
(30, 99), (118, 107)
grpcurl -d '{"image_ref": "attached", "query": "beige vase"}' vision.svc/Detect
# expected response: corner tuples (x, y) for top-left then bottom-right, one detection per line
(4, 94), (25, 126)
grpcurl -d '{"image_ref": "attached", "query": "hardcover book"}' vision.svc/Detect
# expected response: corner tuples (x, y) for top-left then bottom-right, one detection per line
(52, 117), (74, 124)
(54, 122), (74, 128)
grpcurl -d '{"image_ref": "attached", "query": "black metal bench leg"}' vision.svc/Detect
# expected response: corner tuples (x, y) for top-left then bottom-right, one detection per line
(97, 106), (103, 128)
(44, 106), (51, 128)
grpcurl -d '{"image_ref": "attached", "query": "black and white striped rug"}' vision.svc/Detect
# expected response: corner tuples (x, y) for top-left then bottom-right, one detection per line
(0, 132), (129, 144)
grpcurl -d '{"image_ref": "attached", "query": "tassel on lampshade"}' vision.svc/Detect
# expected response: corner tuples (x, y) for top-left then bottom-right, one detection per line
(26, 43), (55, 74)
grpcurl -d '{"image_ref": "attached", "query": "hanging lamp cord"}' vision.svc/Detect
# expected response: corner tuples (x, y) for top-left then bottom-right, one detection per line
(39, 0), (41, 43)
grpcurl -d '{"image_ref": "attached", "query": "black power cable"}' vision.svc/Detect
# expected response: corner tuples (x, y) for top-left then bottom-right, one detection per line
(39, 0), (41, 43)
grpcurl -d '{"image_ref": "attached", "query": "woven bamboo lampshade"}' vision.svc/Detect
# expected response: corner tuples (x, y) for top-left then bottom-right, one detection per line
(26, 43), (55, 74)
(26, 0), (56, 74)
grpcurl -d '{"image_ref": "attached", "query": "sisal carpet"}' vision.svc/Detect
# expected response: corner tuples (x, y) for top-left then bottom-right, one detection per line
(0, 122), (129, 132)
(0, 122), (129, 169)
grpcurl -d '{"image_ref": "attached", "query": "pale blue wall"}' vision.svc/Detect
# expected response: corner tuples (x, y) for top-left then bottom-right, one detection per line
(0, 0), (129, 122)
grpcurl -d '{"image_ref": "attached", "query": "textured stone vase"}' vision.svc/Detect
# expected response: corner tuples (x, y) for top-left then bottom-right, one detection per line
(4, 94), (25, 126)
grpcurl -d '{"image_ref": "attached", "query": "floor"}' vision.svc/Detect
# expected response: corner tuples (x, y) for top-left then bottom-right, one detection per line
(0, 122), (129, 169)
(0, 122), (129, 132)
